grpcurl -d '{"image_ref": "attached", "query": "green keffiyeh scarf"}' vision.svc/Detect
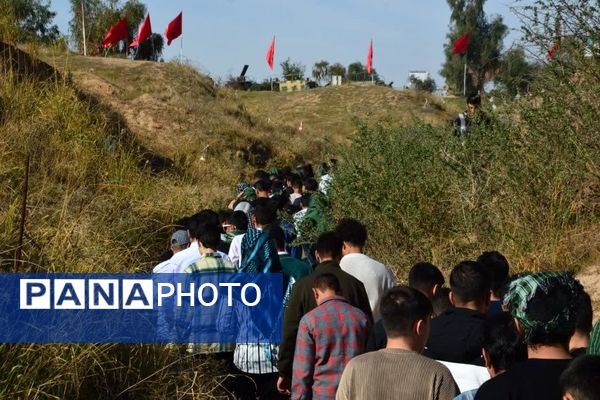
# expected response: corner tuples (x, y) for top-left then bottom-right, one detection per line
(589, 321), (600, 355)
(503, 272), (583, 341)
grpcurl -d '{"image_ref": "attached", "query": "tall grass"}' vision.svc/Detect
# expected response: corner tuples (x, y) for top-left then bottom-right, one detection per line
(330, 60), (600, 278)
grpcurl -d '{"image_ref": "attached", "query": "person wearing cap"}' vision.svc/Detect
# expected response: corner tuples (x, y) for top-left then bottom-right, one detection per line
(153, 230), (190, 273)
(474, 272), (584, 400)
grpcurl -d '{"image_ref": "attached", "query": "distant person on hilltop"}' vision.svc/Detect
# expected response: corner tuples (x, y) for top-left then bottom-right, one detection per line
(453, 94), (490, 135)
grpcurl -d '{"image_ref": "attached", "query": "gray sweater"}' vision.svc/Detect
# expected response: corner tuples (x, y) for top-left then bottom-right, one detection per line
(336, 348), (459, 400)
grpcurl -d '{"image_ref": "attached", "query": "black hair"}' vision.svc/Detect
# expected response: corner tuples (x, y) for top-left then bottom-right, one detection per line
(560, 355), (600, 400)
(477, 251), (510, 296)
(483, 312), (527, 372)
(313, 273), (342, 293)
(188, 210), (220, 240)
(319, 162), (329, 174)
(314, 232), (343, 260)
(229, 211), (248, 231)
(380, 286), (433, 338)
(254, 179), (272, 193)
(300, 193), (312, 208)
(263, 224), (286, 251)
(254, 169), (269, 181)
(467, 94), (481, 105)
(198, 224), (221, 251)
(297, 164), (314, 179)
(173, 216), (189, 232)
(218, 210), (232, 225)
(449, 260), (491, 304)
(431, 287), (452, 317)
(269, 195), (288, 211)
(272, 180), (285, 193)
(292, 179), (303, 189)
(408, 262), (445, 295)
(253, 203), (277, 226)
(334, 218), (368, 248)
(575, 291), (593, 334)
(526, 276), (581, 347)
(303, 178), (319, 192)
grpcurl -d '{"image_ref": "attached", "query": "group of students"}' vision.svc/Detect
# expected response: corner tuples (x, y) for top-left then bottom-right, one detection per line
(153, 163), (600, 400)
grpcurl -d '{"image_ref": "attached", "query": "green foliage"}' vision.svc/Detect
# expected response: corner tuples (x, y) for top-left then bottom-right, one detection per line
(329, 62), (346, 80)
(312, 60), (329, 85)
(134, 32), (163, 61)
(0, 0), (59, 43)
(409, 76), (437, 92)
(347, 61), (379, 82)
(280, 58), (305, 81)
(494, 47), (539, 97)
(441, 0), (507, 94)
(69, 0), (146, 55)
(332, 30), (600, 273)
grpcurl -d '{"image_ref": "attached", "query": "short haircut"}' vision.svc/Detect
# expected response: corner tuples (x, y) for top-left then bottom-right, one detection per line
(380, 286), (433, 338)
(408, 262), (445, 295)
(449, 261), (491, 304)
(254, 169), (269, 180)
(254, 179), (272, 193)
(467, 94), (481, 105)
(292, 179), (302, 189)
(198, 224), (221, 250)
(334, 218), (368, 248)
(477, 251), (510, 296)
(300, 193), (312, 208)
(313, 273), (342, 293)
(431, 287), (452, 317)
(560, 355), (600, 400)
(483, 313), (527, 372)
(253, 203), (277, 226)
(173, 216), (189, 232)
(229, 211), (248, 231)
(314, 232), (343, 260)
(188, 210), (220, 239)
(303, 178), (319, 192)
(575, 291), (593, 334)
(264, 224), (286, 251)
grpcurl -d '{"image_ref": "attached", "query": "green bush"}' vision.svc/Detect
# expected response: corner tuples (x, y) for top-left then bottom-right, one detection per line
(330, 112), (599, 277)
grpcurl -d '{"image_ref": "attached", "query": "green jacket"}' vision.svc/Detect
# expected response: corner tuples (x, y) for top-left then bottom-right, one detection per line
(277, 260), (373, 379)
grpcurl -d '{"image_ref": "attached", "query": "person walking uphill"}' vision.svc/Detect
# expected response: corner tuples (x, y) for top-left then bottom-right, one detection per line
(291, 273), (369, 400)
(335, 218), (396, 322)
(277, 232), (372, 395)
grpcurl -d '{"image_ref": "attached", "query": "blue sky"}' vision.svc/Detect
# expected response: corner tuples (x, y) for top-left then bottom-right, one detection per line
(49, 0), (529, 87)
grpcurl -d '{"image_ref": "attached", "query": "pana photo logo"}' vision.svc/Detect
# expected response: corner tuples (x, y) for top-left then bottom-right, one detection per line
(19, 277), (262, 310)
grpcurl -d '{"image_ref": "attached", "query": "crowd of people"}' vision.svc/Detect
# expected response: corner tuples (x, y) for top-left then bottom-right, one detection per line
(153, 161), (600, 400)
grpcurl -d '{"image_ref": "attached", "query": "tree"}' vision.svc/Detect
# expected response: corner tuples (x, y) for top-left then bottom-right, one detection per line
(133, 32), (163, 61)
(280, 58), (305, 81)
(347, 61), (379, 82)
(312, 60), (329, 85)
(0, 0), (59, 43)
(69, 0), (146, 55)
(409, 76), (437, 92)
(441, 0), (508, 94)
(329, 63), (346, 80)
(493, 47), (539, 97)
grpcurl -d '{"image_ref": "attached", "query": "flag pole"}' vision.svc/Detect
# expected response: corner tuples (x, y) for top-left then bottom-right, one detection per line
(463, 51), (468, 97)
(180, 36), (183, 61)
(81, 0), (87, 56)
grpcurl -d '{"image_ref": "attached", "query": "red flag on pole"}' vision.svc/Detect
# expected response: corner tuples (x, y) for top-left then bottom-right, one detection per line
(452, 32), (471, 55)
(266, 36), (275, 71)
(366, 39), (374, 74)
(101, 17), (128, 48)
(547, 41), (559, 61)
(165, 12), (182, 46)
(130, 14), (152, 47)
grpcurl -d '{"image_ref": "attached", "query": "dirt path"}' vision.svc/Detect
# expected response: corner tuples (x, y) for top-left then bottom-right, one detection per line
(578, 264), (600, 323)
